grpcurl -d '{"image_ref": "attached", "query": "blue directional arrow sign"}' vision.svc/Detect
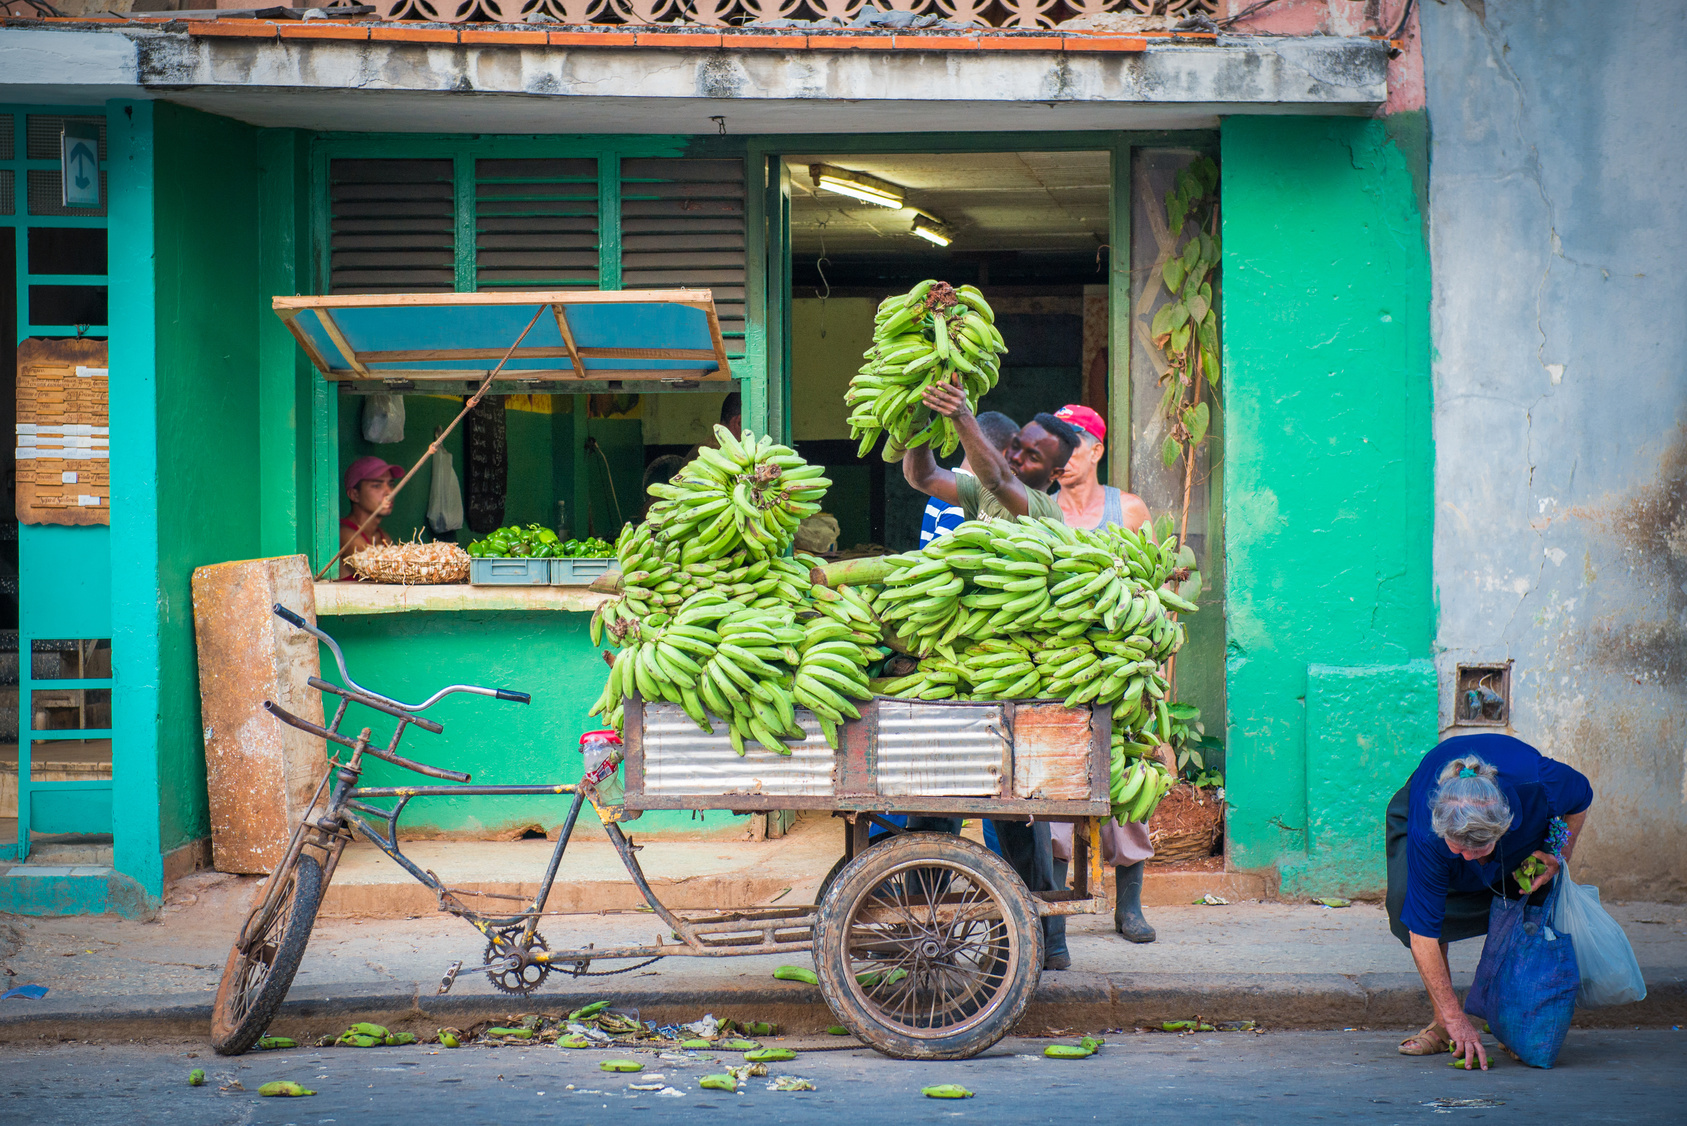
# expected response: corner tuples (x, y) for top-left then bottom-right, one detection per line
(61, 123), (100, 209)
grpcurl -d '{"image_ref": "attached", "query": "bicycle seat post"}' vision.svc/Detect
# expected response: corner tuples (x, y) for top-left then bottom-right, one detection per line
(348, 727), (373, 772)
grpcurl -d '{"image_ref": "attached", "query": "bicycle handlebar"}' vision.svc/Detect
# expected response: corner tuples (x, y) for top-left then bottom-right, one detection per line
(273, 603), (532, 711)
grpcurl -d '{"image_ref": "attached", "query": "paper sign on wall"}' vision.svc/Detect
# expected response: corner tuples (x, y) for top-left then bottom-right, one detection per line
(61, 122), (100, 209)
(16, 338), (109, 526)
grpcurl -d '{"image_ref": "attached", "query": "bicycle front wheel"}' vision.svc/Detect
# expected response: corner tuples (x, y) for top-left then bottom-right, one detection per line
(210, 851), (325, 1055)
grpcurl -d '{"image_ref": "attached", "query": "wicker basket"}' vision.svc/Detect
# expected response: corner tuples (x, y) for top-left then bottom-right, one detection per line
(344, 541), (470, 585)
(1147, 784), (1225, 865)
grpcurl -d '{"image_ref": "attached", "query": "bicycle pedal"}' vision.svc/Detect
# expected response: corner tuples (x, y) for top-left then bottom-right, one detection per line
(437, 960), (462, 996)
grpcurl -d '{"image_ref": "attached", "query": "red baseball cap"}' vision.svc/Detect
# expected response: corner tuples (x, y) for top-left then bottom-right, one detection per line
(343, 455), (402, 492)
(1054, 404), (1106, 444)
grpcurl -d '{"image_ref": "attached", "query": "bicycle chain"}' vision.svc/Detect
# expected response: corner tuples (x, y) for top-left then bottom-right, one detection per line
(565, 956), (665, 978)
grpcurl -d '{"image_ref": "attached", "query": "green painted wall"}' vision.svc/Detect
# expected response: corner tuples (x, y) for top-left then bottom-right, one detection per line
(151, 104), (265, 859)
(256, 129), (315, 561)
(1219, 117), (1434, 894)
(319, 610), (744, 837)
(107, 99), (166, 900)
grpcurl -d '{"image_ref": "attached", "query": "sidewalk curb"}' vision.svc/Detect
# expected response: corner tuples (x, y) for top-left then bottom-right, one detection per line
(3, 970), (1681, 1044)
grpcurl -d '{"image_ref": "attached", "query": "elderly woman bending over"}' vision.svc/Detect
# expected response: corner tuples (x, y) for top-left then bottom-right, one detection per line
(1385, 733), (1591, 1069)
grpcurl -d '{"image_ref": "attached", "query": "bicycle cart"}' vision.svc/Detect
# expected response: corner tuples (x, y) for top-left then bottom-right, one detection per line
(211, 606), (1112, 1061)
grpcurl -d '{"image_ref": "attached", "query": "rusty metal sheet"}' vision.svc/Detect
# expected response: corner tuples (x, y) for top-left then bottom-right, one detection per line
(191, 555), (323, 875)
(873, 700), (1007, 797)
(1010, 703), (1096, 800)
(641, 702), (836, 797)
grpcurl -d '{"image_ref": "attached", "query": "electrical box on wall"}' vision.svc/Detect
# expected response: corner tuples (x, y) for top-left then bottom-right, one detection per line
(1455, 663), (1511, 727)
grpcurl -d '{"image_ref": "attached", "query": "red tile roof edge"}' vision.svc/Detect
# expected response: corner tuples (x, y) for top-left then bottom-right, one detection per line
(13, 16), (1165, 53)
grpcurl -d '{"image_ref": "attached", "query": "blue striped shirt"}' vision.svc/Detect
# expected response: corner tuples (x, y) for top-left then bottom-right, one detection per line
(920, 497), (965, 545)
(920, 469), (970, 544)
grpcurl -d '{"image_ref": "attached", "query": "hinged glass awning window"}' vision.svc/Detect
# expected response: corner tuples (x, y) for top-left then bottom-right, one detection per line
(272, 290), (734, 385)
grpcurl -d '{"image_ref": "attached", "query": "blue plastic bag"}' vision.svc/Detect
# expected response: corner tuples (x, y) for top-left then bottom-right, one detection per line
(1464, 877), (1579, 1068)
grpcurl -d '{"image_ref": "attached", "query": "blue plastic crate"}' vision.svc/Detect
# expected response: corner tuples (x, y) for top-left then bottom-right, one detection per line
(470, 558), (550, 585)
(549, 557), (615, 585)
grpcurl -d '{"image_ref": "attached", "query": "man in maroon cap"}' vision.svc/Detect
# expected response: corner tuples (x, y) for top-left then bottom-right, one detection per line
(1050, 404), (1165, 943)
(339, 455), (402, 580)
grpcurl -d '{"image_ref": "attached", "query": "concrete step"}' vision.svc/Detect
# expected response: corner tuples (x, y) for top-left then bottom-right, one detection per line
(318, 817), (1265, 919)
(320, 820), (843, 919)
(24, 840), (114, 866)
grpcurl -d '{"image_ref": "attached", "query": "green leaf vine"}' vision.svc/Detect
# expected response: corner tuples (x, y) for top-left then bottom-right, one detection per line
(1145, 156), (1222, 547)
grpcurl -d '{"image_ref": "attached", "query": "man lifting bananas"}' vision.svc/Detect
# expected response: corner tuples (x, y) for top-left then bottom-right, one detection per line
(899, 375), (1085, 971)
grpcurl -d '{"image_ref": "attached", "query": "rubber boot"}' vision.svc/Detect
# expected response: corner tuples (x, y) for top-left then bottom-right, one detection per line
(1114, 861), (1156, 944)
(1044, 859), (1071, 970)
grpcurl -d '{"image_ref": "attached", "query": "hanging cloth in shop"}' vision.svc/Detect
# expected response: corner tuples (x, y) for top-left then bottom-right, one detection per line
(462, 394), (507, 535)
(426, 428), (464, 537)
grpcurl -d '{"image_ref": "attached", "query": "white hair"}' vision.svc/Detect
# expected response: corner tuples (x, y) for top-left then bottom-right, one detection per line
(1429, 755), (1513, 848)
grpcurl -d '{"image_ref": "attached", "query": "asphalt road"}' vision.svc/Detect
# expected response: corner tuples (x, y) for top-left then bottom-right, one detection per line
(2, 1030), (1682, 1125)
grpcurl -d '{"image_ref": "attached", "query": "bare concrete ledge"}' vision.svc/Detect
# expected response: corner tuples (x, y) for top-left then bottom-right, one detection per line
(0, 25), (1387, 134)
(314, 582), (608, 616)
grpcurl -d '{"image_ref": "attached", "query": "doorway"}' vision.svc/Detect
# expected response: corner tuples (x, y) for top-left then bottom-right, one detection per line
(782, 150), (1113, 554)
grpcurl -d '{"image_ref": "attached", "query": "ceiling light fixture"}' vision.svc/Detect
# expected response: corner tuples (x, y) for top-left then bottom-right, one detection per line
(910, 214), (954, 247)
(809, 163), (905, 209)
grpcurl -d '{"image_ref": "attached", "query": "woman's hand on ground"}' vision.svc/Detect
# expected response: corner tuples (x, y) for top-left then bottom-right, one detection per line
(1444, 1015), (1489, 1070)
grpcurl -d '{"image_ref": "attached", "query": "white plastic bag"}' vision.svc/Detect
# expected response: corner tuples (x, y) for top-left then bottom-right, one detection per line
(1553, 868), (1647, 1008)
(426, 444), (464, 534)
(362, 392), (405, 444)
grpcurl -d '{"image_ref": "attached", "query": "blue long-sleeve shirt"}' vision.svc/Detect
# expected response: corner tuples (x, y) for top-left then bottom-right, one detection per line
(1400, 733), (1592, 939)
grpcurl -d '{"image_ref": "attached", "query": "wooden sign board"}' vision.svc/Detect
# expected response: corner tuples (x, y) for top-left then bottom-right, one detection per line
(16, 338), (110, 527)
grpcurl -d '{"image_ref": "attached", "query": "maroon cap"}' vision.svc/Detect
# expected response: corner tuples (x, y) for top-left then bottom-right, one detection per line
(343, 455), (402, 492)
(1054, 404), (1106, 443)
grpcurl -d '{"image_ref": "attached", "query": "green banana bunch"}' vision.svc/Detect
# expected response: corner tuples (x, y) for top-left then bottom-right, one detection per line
(644, 426), (830, 561)
(849, 280), (1007, 461)
(1109, 746), (1175, 824)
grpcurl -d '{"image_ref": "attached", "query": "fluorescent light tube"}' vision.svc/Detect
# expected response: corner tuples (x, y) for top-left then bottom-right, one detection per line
(810, 163), (906, 209)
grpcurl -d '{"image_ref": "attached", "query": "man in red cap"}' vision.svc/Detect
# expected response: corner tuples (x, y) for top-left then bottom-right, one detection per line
(339, 455), (402, 580)
(1050, 404), (1164, 943)
(1051, 405), (1151, 534)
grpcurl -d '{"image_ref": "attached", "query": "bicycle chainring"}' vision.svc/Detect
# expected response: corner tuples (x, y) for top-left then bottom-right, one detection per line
(483, 930), (550, 996)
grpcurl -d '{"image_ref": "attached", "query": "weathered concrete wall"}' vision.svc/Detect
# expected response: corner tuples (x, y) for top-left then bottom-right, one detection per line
(1424, 1), (1687, 900)
(1220, 117), (1435, 895)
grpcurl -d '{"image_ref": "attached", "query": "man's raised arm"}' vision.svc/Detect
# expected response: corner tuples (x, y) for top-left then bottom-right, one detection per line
(901, 437), (961, 506)
(920, 377), (1031, 517)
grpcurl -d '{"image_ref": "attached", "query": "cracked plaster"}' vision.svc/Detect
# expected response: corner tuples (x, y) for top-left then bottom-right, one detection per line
(1425, 0), (1687, 899)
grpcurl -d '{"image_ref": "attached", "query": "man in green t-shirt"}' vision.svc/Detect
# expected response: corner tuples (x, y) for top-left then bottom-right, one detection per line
(902, 377), (1080, 524)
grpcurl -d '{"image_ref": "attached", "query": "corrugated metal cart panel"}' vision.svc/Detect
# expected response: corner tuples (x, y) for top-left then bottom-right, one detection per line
(871, 700), (1007, 798)
(622, 697), (1111, 816)
(641, 702), (835, 797)
(1010, 702), (1098, 801)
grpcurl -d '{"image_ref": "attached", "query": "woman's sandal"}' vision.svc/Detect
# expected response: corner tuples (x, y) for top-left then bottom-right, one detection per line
(1398, 1022), (1451, 1055)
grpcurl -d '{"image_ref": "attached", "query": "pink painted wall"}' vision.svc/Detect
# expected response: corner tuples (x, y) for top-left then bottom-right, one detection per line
(1216, 0), (1424, 114)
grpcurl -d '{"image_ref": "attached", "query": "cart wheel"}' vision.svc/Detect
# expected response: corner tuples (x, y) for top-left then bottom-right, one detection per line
(815, 854), (848, 907)
(813, 832), (1042, 1060)
(210, 852), (325, 1056)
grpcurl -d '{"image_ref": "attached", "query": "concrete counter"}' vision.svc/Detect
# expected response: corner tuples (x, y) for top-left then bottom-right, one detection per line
(314, 582), (612, 617)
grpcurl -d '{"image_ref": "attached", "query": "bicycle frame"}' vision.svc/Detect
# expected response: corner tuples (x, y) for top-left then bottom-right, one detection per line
(257, 631), (819, 981)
